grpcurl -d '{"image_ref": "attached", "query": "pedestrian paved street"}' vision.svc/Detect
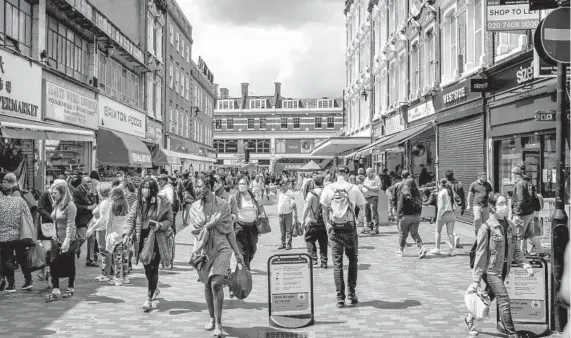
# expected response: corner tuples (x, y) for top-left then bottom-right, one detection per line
(0, 193), (562, 337)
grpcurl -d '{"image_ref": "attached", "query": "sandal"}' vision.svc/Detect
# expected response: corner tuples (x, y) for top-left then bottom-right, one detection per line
(62, 289), (74, 298)
(45, 292), (60, 302)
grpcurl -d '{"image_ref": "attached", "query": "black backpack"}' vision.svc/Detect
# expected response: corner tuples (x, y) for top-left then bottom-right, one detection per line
(309, 189), (324, 226)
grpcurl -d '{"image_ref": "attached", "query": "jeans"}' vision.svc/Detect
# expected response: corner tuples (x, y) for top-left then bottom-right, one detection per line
(235, 222), (258, 269)
(398, 215), (423, 250)
(279, 212), (293, 246)
(171, 218), (177, 265)
(513, 214), (544, 254)
(96, 230), (111, 276)
(0, 241), (31, 285)
(85, 228), (96, 263)
(330, 229), (358, 300)
(473, 205), (490, 234)
(305, 223), (328, 264)
(365, 197), (379, 229)
(484, 272), (516, 335)
(112, 243), (129, 280)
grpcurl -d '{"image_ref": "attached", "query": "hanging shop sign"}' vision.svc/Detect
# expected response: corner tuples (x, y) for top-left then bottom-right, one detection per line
(99, 95), (146, 138)
(486, 0), (540, 32)
(470, 78), (494, 93)
(0, 50), (42, 121)
(407, 99), (435, 123)
(146, 117), (163, 145)
(385, 113), (405, 135)
(44, 81), (98, 129)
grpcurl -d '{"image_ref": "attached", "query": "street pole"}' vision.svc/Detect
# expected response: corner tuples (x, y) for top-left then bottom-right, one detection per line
(551, 62), (569, 332)
(369, 17), (375, 170)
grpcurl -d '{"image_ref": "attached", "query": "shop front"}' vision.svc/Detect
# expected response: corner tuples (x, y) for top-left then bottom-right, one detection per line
(169, 135), (216, 173)
(487, 52), (568, 228)
(373, 111), (405, 173)
(435, 75), (485, 221)
(406, 99), (437, 187)
(43, 73), (98, 187)
(97, 95), (150, 182)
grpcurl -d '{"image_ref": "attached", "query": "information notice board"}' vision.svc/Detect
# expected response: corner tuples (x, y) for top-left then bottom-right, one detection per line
(268, 254), (314, 328)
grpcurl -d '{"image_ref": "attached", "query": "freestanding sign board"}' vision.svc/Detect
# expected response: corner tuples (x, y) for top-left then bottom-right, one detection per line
(497, 256), (549, 336)
(268, 254), (314, 328)
(486, 0), (540, 31)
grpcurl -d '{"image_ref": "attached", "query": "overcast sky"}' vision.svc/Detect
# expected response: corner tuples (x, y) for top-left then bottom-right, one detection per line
(178, 0), (345, 99)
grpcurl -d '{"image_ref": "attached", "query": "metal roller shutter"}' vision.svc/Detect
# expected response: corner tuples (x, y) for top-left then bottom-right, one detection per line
(438, 114), (484, 223)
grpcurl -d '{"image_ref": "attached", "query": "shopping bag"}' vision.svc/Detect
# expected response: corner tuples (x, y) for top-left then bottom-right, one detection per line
(19, 212), (37, 247)
(140, 227), (157, 265)
(26, 242), (46, 272)
(156, 230), (174, 268)
(228, 264), (253, 300)
(464, 285), (491, 320)
(292, 220), (303, 237)
(256, 207), (271, 235)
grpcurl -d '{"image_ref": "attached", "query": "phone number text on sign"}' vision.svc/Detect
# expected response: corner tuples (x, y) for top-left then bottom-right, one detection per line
(486, 1), (540, 31)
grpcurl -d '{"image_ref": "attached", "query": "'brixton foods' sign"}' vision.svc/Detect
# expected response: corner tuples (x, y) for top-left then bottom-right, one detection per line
(99, 95), (145, 138)
(0, 51), (42, 121)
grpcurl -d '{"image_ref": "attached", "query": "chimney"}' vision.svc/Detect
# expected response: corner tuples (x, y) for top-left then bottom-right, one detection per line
(220, 88), (229, 99)
(274, 82), (282, 97)
(241, 83), (249, 97)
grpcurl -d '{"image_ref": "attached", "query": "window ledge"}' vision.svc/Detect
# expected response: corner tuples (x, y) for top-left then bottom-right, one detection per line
(460, 66), (481, 79)
(440, 77), (458, 88)
(495, 46), (525, 63)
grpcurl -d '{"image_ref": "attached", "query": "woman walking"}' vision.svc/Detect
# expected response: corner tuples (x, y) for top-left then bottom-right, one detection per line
(465, 194), (533, 337)
(123, 177), (173, 312)
(37, 180), (60, 282)
(396, 178), (427, 258)
(105, 187), (129, 285)
(231, 177), (264, 270)
(186, 174), (244, 337)
(250, 175), (264, 200)
(431, 179), (457, 256)
(86, 183), (113, 282)
(44, 181), (78, 301)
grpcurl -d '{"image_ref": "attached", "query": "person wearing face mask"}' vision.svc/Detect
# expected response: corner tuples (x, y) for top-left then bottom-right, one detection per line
(465, 193), (533, 337)
(230, 177), (264, 270)
(123, 177), (173, 312)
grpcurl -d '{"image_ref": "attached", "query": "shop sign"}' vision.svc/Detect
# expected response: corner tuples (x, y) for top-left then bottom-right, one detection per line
(301, 140), (314, 153)
(146, 118), (163, 145)
(205, 148), (217, 158)
(225, 142), (237, 153)
(533, 50), (559, 79)
(486, 0), (540, 32)
(443, 87), (468, 104)
(492, 57), (558, 93)
(44, 81), (98, 129)
(286, 140), (301, 153)
(470, 78), (493, 93)
(385, 113), (405, 135)
(131, 152), (151, 165)
(407, 100), (435, 123)
(170, 136), (197, 154)
(372, 120), (384, 139)
(0, 50), (42, 121)
(99, 95), (145, 138)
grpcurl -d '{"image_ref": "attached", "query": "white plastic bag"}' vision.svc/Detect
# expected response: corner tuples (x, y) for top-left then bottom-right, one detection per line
(464, 285), (491, 320)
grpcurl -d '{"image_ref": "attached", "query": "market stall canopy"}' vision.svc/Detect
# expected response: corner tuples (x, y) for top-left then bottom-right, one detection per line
(0, 115), (94, 142)
(345, 133), (399, 160)
(240, 163), (257, 172)
(152, 148), (182, 166)
(374, 122), (434, 151)
(175, 152), (217, 163)
(96, 128), (152, 168)
(310, 136), (370, 157)
(299, 160), (321, 171)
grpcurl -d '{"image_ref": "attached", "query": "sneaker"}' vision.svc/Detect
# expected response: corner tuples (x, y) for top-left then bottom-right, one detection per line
(320, 262), (328, 269)
(4, 285), (15, 293)
(454, 235), (461, 249)
(277, 244), (286, 250)
(21, 281), (33, 291)
(122, 277), (130, 284)
(464, 315), (479, 336)
(0, 279), (5, 292)
(86, 261), (98, 267)
(372, 227), (379, 235)
(449, 249), (456, 257)
(419, 249), (427, 259)
(430, 248), (441, 255)
(286, 245), (292, 250)
(360, 228), (370, 234)
(95, 275), (110, 282)
(347, 292), (359, 305)
(336, 300), (345, 308)
(141, 299), (153, 312)
(396, 250), (404, 257)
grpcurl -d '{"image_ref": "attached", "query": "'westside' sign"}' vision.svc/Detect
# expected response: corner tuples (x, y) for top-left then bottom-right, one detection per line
(98, 95), (145, 138)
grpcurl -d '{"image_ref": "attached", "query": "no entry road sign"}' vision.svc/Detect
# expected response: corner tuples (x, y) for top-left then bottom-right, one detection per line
(540, 7), (570, 64)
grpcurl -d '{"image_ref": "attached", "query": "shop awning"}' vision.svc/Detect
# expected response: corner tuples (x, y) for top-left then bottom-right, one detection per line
(96, 129), (152, 168)
(375, 122), (434, 151)
(310, 137), (370, 157)
(175, 152), (217, 163)
(152, 148), (182, 166)
(345, 133), (400, 160)
(0, 115), (95, 141)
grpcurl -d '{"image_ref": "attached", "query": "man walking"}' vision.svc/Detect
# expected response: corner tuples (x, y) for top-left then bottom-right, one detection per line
(445, 170), (465, 248)
(320, 166), (366, 308)
(361, 168), (381, 234)
(303, 175), (328, 268)
(158, 174), (177, 267)
(467, 172), (493, 234)
(73, 176), (97, 267)
(277, 181), (298, 250)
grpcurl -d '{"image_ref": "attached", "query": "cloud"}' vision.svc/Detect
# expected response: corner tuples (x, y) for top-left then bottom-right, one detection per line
(178, 0), (344, 98)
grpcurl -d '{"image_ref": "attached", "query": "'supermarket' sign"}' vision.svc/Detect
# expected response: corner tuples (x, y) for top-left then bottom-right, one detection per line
(486, 0), (540, 31)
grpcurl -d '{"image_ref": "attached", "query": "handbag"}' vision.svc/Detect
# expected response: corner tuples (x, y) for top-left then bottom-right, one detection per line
(189, 252), (208, 271)
(19, 212), (37, 247)
(140, 227), (157, 265)
(256, 207), (271, 235)
(26, 242), (46, 272)
(465, 285), (491, 320)
(292, 219), (304, 237)
(228, 264), (253, 300)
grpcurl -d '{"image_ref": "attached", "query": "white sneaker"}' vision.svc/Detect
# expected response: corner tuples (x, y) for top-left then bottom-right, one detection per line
(430, 248), (441, 255)
(95, 275), (110, 282)
(449, 249), (456, 257)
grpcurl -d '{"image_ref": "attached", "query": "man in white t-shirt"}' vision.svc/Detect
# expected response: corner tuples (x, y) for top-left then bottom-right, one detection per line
(320, 166), (366, 308)
(277, 180), (298, 250)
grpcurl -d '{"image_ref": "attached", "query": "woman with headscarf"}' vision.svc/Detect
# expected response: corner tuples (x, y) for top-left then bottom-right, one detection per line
(44, 181), (78, 301)
(123, 177), (173, 312)
(86, 182), (113, 282)
(185, 173), (244, 337)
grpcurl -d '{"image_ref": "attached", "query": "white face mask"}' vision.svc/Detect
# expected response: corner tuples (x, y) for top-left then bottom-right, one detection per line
(496, 205), (509, 218)
(238, 185), (248, 193)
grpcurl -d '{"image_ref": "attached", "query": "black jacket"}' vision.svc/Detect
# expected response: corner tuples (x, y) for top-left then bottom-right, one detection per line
(73, 185), (95, 228)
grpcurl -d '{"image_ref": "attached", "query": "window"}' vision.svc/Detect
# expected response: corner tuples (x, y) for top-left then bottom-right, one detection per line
(99, 55), (141, 109)
(175, 32), (179, 52)
(46, 16), (89, 82)
(155, 24), (163, 62)
(424, 28), (435, 90)
(155, 77), (162, 120)
(317, 99), (334, 109)
(293, 117), (300, 129)
(168, 62), (173, 88)
(410, 41), (420, 99)
(215, 119), (222, 130)
(249, 99), (267, 109)
(214, 140), (224, 153)
(259, 118), (266, 129)
(275, 139), (286, 153)
(257, 139), (270, 153)
(147, 76), (154, 116)
(399, 53), (407, 102)
(465, 0), (483, 71)
(168, 106), (174, 132)
(226, 118), (234, 130)
(181, 39), (185, 57)
(147, 14), (155, 55)
(389, 61), (398, 106)
(281, 117), (288, 129)
(175, 65), (179, 94)
(314, 117), (322, 128)
(496, 33), (526, 58)
(169, 24), (173, 45)
(282, 100), (298, 109)
(247, 118), (254, 129)
(180, 72), (185, 98)
(3, 0), (32, 56)
(178, 110), (184, 136)
(442, 7), (458, 82)
(186, 46), (190, 63)
(327, 117), (335, 129)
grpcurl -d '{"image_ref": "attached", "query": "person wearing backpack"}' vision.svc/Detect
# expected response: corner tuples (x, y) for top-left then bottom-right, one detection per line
(510, 166), (546, 257)
(466, 193), (533, 337)
(319, 166), (366, 308)
(303, 175), (328, 268)
(444, 170), (465, 249)
(396, 177), (427, 258)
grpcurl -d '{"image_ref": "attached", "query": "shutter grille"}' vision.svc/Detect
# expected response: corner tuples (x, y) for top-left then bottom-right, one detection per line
(438, 115), (484, 223)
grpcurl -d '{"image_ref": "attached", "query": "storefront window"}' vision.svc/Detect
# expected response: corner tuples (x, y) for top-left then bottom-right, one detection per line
(46, 140), (90, 184)
(411, 140), (436, 187)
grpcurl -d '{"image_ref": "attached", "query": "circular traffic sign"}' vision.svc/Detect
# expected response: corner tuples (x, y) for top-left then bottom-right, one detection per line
(541, 7), (570, 64)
